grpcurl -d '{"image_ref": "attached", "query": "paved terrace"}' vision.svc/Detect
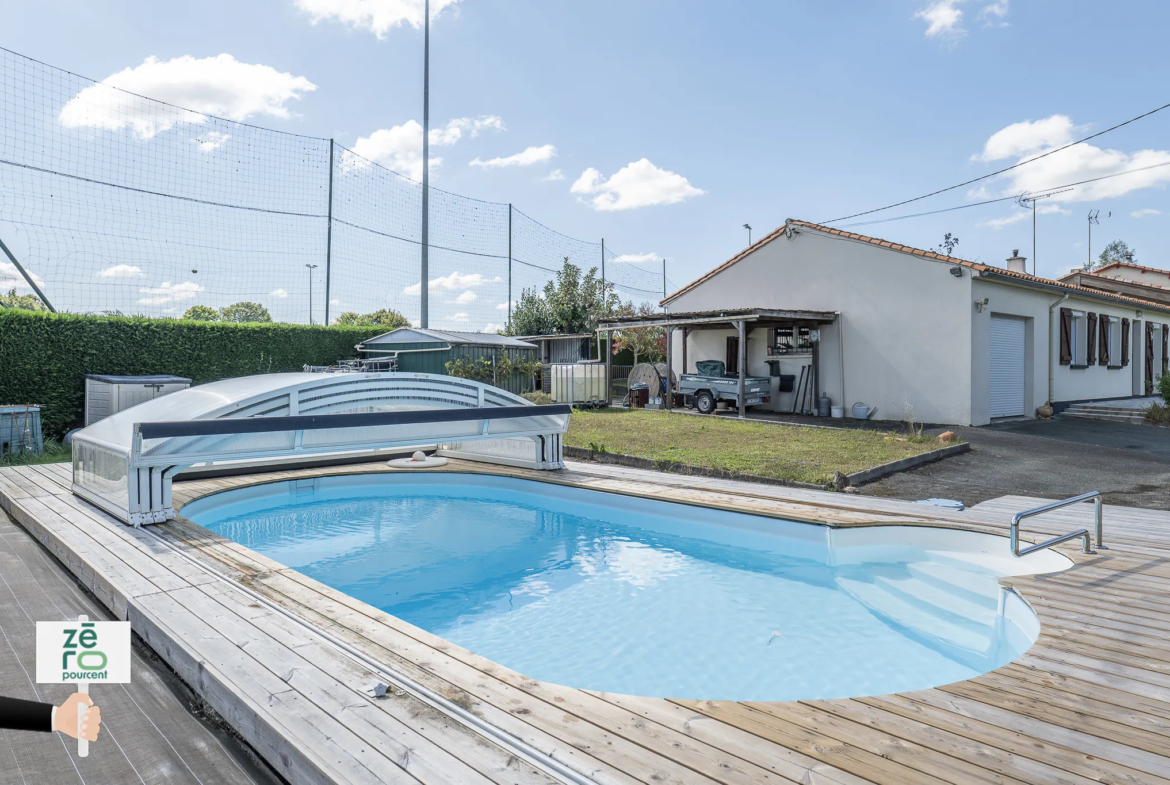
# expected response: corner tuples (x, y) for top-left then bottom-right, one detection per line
(1, 459), (1168, 784)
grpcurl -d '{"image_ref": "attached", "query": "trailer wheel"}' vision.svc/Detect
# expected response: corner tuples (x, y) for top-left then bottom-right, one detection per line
(695, 391), (716, 415)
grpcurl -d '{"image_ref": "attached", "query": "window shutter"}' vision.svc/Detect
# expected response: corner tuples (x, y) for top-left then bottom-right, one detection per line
(1099, 316), (1110, 366)
(1059, 308), (1072, 365)
(1086, 312), (1097, 365)
(1164, 324), (1169, 367)
(1146, 323), (1155, 389)
(1122, 318), (1130, 366)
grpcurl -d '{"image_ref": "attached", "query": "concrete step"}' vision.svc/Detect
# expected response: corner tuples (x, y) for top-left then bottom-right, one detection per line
(1062, 411), (1147, 424)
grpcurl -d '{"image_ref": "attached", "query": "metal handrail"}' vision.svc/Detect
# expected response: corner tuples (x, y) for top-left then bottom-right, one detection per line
(1010, 491), (1103, 557)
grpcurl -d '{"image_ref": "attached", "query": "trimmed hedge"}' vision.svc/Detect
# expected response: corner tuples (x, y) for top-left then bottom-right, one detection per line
(0, 309), (387, 436)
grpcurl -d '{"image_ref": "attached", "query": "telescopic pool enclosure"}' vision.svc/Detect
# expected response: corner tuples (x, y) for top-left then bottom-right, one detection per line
(70, 372), (571, 525)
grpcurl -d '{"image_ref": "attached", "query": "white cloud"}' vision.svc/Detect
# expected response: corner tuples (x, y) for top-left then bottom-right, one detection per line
(295, 0), (462, 38)
(270, 288), (289, 298)
(449, 312), (469, 322)
(347, 115), (501, 180)
(403, 270), (502, 296)
(470, 144), (556, 169)
(570, 159), (703, 211)
(977, 0), (1009, 25)
(430, 116), (503, 146)
(966, 185), (992, 200)
(195, 131), (231, 151)
(97, 264), (143, 278)
(495, 300), (515, 311)
(973, 115), (1075, 162)
(136, 280), (204, 305)
(612, 252), (661, 264)
(1132, 208), (1161, 218)
(454, 290), (477, 303)
(975, 114), (1170, 204)
(981, 203), (1069, 229)
(543, 169), (565, 181)
(59, 55), (316, 140)
(0, 262), (46, 292)
(915, 0), (966, 40)
(482, 322), (503, 333)
(347, 120), (440, 180)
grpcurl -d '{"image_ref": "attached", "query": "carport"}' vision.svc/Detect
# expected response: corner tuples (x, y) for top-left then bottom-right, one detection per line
(597, 308), (837, 417)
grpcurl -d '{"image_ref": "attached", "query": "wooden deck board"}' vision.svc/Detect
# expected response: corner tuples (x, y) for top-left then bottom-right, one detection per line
(4, 458), (1170, 784)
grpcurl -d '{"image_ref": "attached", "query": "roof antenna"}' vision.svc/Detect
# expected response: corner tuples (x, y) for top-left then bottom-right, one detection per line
(1016, 188), (1073, 276)
(1086, 209), (1110, 270)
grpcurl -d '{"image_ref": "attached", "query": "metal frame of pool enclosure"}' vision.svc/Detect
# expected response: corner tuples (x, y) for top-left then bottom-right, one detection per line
(70, 372), (571, 525)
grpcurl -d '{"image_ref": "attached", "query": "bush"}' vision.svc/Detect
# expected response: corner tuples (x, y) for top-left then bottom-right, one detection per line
(1147, 401), (1170, 426)
(1159, 372), (1170, 404)
(0, 309), (386, 436)
(522, 391), (553, 405)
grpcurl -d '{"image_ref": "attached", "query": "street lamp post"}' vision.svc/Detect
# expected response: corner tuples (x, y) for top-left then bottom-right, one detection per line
(306, 263), (318, 325)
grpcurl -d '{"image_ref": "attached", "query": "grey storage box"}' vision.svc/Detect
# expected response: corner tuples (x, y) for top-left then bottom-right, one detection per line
(84, 374), (192, 426)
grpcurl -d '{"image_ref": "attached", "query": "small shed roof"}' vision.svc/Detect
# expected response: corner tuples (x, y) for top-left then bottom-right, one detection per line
(512, 333), (594, 341)
(361, 327), (536, 348)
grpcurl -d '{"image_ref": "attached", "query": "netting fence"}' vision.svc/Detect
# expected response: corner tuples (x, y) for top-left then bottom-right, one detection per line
(0, 47), (675, 331)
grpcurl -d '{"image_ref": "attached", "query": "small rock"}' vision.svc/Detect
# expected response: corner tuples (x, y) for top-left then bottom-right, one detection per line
(844, 486), (859, 494)
(938, 431), (958, 444)
(832, 471), (850, 491)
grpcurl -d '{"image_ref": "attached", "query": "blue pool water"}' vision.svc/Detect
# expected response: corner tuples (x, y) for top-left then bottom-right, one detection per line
(184, 473), (1040, 701)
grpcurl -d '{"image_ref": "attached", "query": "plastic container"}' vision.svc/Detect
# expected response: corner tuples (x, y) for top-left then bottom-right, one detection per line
(831, 405), (844, 419)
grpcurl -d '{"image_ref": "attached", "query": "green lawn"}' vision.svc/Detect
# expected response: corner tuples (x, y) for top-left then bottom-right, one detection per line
(565, 409), (943, 485)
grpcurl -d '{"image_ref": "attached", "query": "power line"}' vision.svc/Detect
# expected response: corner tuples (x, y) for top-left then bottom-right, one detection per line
(822, 99), (1170, 224)
(838, 159), (1170, 228)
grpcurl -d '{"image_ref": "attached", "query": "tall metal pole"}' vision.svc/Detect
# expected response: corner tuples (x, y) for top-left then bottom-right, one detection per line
(0, 236), (54, 312)
(507, 204), (513, 322)
(305, 263), (318, 324)
(1032, 200), (1036, 276)
(325, 139), (335, 325)
(662, 257), (666, 306)
(600, 238), (606, 304)
(420, 0), (431, 328)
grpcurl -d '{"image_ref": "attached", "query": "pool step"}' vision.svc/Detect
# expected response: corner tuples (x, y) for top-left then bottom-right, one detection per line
(907, 562), (1003, 609)
(875, 574), (998, 628)
(835, 577), (995, 654)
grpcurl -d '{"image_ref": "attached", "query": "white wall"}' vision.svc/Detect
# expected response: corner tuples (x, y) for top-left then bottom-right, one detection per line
(668, 228), (974, 424)
(971, 277), (1163, 418)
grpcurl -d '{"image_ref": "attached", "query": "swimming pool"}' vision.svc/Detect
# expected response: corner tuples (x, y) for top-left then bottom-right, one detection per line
(182, 473), (1069, 701)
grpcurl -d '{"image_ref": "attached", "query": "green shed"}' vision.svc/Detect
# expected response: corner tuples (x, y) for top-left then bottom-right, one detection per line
(356, 328), (539, 395)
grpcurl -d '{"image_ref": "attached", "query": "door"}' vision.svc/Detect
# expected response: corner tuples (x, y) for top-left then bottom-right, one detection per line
(726, 337), (739, 375)
(989, 315), (1026, 417)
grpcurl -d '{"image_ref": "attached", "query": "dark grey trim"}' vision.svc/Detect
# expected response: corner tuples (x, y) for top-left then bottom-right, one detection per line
(139, 404), (572, 439)
(845, 443), (971, 486)
(1051, 394), (1154, 416)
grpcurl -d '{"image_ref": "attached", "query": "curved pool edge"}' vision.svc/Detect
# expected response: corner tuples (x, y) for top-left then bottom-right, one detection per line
(175, 466), (1082, 704)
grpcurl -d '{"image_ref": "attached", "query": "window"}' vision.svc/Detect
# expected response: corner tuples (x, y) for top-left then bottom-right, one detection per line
(771, 324), (812, 356)
(1108, 318), (1123, 368)
(1069, 312), (1087, 367)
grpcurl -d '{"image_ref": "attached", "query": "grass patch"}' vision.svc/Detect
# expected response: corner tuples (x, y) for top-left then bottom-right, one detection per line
(565, 409), (948, 485)
(1147, 401), (1170, 426)
(0, 438), (70, 467)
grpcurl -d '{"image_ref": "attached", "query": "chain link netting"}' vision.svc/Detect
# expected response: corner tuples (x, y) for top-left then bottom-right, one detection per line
(0, 48), (676, 330)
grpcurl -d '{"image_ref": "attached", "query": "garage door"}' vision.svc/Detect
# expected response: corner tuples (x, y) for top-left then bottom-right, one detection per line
(989, 315), (1026, 418)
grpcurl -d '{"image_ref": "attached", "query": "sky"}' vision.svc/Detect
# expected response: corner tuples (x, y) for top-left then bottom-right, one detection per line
(4, 0), (1170, 303)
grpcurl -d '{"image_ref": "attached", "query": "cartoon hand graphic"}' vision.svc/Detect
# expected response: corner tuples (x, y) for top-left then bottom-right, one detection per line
(54, 693), (101, 742)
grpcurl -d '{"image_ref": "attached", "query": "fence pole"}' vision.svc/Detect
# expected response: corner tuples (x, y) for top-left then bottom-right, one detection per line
(507, 203), (513, 322)
(324, 139), (334, 326)
(420, 0), (431, 329)
(0, 235), (55, 312)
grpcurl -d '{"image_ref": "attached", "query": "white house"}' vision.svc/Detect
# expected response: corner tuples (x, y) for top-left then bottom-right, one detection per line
(659, 220), (1170, 426)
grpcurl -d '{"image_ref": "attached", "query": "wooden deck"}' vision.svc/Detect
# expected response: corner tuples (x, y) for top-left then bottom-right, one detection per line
(2, 458), (1169, 784)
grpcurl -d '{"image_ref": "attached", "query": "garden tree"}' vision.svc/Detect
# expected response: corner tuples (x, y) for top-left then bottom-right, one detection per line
(504, 257), (619, 336)
(333, 308), (410, 328)
(0, 289), (48, 311)
(218, 301), (272, 323)
(1095, 239), (1135, 269)
(612, 302), (665, 365)
(182, 305), (220, 321)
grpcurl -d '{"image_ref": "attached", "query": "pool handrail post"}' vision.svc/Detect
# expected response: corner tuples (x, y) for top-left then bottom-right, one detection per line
(1010, 490), (1102, 557)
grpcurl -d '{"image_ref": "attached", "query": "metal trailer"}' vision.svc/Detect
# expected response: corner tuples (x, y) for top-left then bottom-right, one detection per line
(677, 372), (772, 414)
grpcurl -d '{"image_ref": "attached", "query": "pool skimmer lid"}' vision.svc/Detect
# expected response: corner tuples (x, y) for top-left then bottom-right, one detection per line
(387, 451), (448, 469)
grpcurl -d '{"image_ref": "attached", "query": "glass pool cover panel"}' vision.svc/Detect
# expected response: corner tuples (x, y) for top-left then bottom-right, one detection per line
(186, 474), (1037, 701)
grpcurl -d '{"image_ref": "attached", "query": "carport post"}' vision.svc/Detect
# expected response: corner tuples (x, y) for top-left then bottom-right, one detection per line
(664, 327), (673, 411)
(737, 320), (746, 418)
(604, 329), (613, 406)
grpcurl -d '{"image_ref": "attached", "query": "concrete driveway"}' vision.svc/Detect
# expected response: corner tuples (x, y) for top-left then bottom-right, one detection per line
(861, 417), (1170, 509)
